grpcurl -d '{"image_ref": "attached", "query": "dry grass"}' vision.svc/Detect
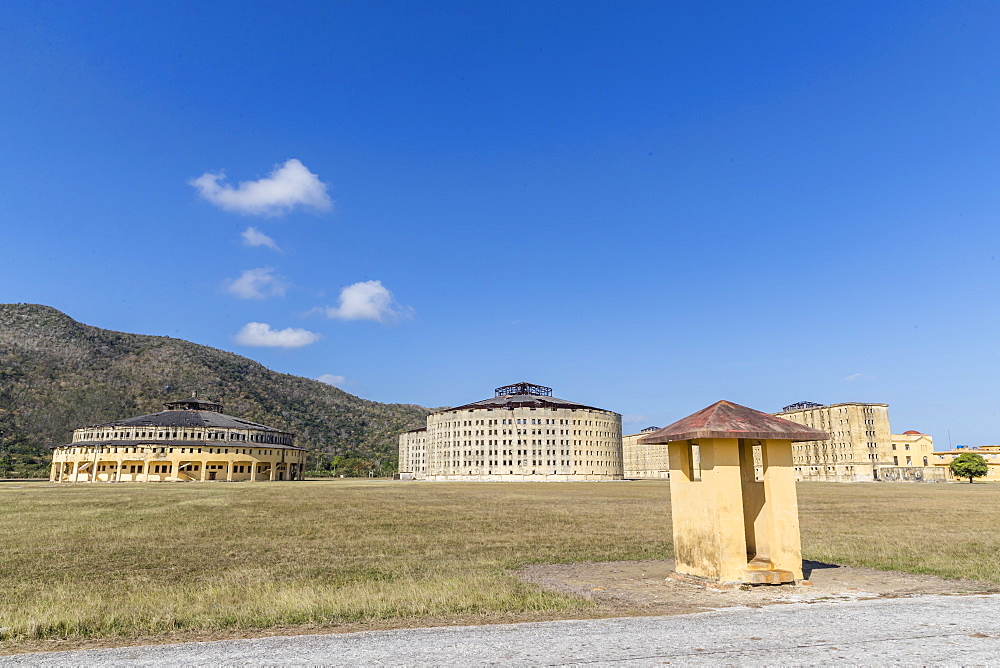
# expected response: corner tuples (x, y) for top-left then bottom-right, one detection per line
(798, 482), (1000, 582)
(1, 479), (999, 651)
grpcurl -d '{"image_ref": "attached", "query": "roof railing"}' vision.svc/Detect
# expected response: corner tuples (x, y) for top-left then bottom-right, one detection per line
(781, 401), (823, 412)
(495, 382), (553, 397)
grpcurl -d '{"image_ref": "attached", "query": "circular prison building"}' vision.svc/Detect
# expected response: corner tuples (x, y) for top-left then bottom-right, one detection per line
(399, 382), (623, 481)
(50, 397), (307, 483)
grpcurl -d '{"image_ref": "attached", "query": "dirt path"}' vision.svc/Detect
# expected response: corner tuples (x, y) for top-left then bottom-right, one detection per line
(516, 559), (998, 614)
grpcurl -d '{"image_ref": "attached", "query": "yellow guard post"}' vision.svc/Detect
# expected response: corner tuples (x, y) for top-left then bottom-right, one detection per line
(639, 400), (829, 584)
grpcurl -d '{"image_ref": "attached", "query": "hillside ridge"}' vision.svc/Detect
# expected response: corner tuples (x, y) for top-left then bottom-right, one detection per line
(0, 303), (430, 477)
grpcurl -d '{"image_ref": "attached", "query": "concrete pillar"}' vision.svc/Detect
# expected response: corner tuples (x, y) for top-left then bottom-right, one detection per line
(672, 438), (748, 583)
(269, 463), (276, 481)
(72, 460), (80, 482)
(116, 460), (124, 482)
(200, 461), (208, 482)
(170, 460), (179, 482)
(760, 439), (804, 580)
(249, 462), (256, 482)
(49, 462), (58, 482)
(226, 461), (233, 482)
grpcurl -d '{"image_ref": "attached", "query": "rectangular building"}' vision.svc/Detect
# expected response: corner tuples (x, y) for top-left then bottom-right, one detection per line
(929, 445), (1000, 482)
(776, 401), (892, 482)
(622, 427), (670, 479)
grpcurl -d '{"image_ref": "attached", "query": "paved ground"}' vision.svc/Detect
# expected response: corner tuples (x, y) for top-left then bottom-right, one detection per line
(5, 593), (1000, 666)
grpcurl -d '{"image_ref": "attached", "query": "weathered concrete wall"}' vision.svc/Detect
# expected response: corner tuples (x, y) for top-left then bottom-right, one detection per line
(875, 466), (946, 483)
(398, 428), (426, 476)
(622, 431), (670, 479)
(777, 403), (891, 482)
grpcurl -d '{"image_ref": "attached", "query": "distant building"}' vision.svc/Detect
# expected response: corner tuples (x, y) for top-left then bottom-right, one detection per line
(929, 444), (1000, 481)
(775, 401), (887, 482)
(50, 397), (307, 483)
(890, 430), (935, 468)
(622, 426), (669, 479)
(398, 382), (623, 481)
(397, 427), (426, 479)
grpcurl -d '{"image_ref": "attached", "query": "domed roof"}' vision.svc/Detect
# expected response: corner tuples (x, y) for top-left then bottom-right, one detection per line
(82, 397), (291, 433)
(903, 430), (923, 435)
(441, 382), (615, 414)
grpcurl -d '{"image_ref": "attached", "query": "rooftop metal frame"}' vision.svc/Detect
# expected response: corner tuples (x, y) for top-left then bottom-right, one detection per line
(781, 401), (824, 412)
(495, 382), (552, 397)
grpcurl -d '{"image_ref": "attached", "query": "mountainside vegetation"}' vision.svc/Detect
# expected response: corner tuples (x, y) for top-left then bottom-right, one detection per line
(0, 304), (431, 478)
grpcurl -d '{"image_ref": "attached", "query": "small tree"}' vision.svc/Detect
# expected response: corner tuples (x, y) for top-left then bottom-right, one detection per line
(949, 452), (988, 483)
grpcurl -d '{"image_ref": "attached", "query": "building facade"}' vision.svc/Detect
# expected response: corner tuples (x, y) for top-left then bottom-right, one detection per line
(397, 427), (426, 480)
(622, 427), (670, 479)
(929, 445), (1000, 481)
(399, 382), (623, 481)
(776, 401), (938, 482)
(50, 397), (307, 483)
(776, 401), (893, 482)
(889, 430), (935, 468)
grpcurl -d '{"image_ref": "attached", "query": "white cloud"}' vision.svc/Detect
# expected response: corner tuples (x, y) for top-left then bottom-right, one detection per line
(844, 373), (873, 382)
(190, 158), (332, 216)
(234, 322), (320, 348)
(320, 280), (412, 324)
(316, 374), (347, 387)
(241, 226), (281, 251)
(224, 267), (289, 300)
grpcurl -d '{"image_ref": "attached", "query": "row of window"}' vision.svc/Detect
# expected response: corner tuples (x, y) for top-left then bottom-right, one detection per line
(61, 446), (295, 457)
(440, 439), (614, 448)
(74, 429), (293, 446)
(441, 416), (615, 427)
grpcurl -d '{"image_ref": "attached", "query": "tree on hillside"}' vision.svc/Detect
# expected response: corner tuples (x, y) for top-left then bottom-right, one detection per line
(949, 452), (988, 483)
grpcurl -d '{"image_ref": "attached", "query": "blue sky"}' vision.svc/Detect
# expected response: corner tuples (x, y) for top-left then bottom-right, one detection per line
(2, 1), (1000, 445)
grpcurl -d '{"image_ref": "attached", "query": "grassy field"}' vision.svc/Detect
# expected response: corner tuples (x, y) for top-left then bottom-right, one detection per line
(2, 479), (1000, 652)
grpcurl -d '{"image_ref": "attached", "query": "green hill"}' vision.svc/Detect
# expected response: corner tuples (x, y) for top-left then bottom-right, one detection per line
(0, 304), (430, 478)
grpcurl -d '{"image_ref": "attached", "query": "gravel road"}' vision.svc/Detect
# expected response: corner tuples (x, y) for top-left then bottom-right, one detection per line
(4, 593), (1000, 666)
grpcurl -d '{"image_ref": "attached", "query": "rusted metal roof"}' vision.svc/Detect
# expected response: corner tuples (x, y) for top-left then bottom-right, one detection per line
(441, 393), (614, 414)
(434, 382), (617, 414)
(164, 397), (224, 413)
(85, 409), (291, 434)
(638, 400), (830, 444)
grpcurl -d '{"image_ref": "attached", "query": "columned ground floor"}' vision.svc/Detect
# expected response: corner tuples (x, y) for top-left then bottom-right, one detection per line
(49, 444), (307, 483)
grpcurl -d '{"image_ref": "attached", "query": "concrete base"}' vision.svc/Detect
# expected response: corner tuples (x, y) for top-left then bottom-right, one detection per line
(742, 557), (795, 585)
(742, 569), (795, 585)
(669, 565), (804, 589)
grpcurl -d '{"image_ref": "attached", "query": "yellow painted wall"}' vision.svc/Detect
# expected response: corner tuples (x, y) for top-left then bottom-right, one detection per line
(668, 438), (802, 583)
(889, 433), (935, 467)
(930, 445), (1000, 481)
